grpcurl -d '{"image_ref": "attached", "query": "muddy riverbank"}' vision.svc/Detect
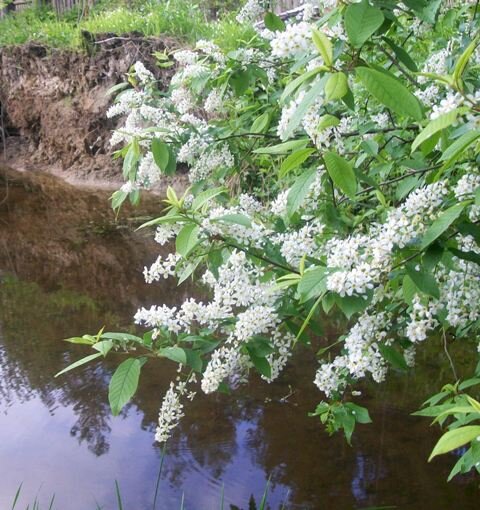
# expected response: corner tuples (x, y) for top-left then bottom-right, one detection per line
(0, 34), (176, 183)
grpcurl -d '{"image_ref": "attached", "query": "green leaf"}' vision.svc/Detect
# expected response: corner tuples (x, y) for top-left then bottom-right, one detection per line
(325, 72), (349, 101)
(111, 190), (128, 211)
(250, 112), (271, 134)
(402, 275), (416, 305)
(405, 264), (440, 299)
(286, 167), (317, 217)
(378, 344), (408, 370)
(312, 28), (333, 67)
(249, 353), (272, 379)
(324, 151), (357, 199)
(356, 67), (423, 121)
(253, 138), (309, 155)
(449, 248), (480, 266)
(280, 67), (324, 104)
(334, 294), (370, 319)
(176, 224), (200, 257)
(317, 114), (340, 131)
(230, 67), (253, 96)
(108, 358), (142, 416)
(246, 337), (275, 357)
(122, 139), (140, 180)
(344, 0), (384, 47)
(429, 426), (480, 461)
(191, 187), (227, 211)
(215, 213), (252, 227)
(151, 138), (170, 172)
(383, 37), (418, 72)
(411, 109), (460, 153)
(55, 352), (103, 378)
(439, 130), (480, 166)
(279, 148), (316, 178)
(345, 403), (372, 424)
(298, 266), (328, 303)
(159, 346), (187, 365)
(64, 335), (97, 345)
(264, 11), (285, 31)
(92, 340), (113, 357)
(420, 203), (466, 249)
(101, 332), (144, 343)
(453, 37), (480, 88)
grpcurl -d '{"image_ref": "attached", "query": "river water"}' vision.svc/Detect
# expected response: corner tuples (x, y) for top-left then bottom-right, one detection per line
(0, 169), (479, 509)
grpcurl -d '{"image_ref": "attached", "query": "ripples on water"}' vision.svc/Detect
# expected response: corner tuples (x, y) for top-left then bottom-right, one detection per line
(0, 169), (479, 509)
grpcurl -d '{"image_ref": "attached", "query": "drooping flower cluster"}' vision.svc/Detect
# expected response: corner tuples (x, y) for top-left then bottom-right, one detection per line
(98, 0), (480, 446)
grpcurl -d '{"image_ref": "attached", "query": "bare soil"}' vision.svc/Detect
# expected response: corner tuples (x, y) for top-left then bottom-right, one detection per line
(0, 33), (179, 185)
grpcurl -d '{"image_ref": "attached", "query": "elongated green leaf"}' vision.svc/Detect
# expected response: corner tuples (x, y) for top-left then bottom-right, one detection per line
(215, 213), (252, 227)
(249, 353), (272, 379)
(411, 109), (460, 153)
(324, 151), (357, 199)
(344, 0), (384, 47)
(55, 352), (103, 378)
(312, 28), (333, 67)
(191, 187), (227, 211)
(250, 112), (270, 134)
(151, 138), (170, 172)
(280, 67), (324, 104)
(111, 190), (128, 211)
(356, 67), (423, 121)
(405, 264), (440, 299)
(159, 346), (187, 365)
(298, 266), (327, 303)
(176, 224), (199, 257)
(109, 358), (142, 416)
(253, 138), (309, 155)
(449, 248), (480, 266)
(402, 274), (416, 305)
(64, 335), (97, 345)
(383, 37), (418, 72)
(325, 72), (348, 101)
(440, 130), (480, 165)
(279, 148), (316, 178)
(286, 167), (317, 217)
(429, 426), (480, 461)
(420, 203), (466, 249)
(453, 37), (480, 88)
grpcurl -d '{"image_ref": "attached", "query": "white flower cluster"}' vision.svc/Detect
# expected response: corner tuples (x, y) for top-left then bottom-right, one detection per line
(406, 295), (439, 342)
(270, 22), (314, 58)
(454, 173), (480, 221)
(236, 0), (264, 24)
(133, 61), (155, 85)
(156, 374), (196, 443)
(325, 181), (448, 297)
(143, 253), (180, 283)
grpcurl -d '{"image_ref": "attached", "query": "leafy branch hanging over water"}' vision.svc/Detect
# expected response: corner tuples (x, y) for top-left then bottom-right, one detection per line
(58, 0), (480, 481)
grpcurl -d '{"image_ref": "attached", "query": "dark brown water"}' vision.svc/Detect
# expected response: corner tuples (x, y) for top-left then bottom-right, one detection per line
(0, 169), (479, 509)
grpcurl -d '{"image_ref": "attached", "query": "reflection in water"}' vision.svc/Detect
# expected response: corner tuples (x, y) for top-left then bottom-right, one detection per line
(0, 170), (479, 509)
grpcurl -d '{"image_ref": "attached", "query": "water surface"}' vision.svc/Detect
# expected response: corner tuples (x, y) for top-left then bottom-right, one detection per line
(0, 169), (479, 509)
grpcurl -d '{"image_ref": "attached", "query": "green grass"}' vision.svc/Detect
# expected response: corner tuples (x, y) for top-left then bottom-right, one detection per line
(0, 0), (254, 50)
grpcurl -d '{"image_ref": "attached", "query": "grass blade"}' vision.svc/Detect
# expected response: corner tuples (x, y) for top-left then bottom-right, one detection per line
(11, 483), (22, 510)
(115, 480), (124, 510)
(152, 442), (168, 510)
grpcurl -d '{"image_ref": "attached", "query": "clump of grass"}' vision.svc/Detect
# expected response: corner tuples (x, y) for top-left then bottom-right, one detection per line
(0, 0), (254, 51)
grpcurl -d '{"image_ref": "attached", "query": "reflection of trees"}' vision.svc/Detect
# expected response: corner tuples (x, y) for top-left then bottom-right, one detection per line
(1, 276), (479, 508)
(0, 278), (119, 456)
